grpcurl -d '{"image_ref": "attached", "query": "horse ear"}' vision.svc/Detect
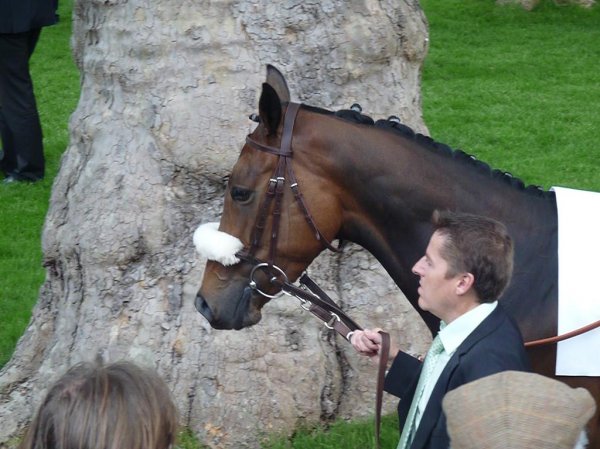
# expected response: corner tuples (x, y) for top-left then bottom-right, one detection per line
(259, 82), (282, 136)
(265, 64), (291, 103)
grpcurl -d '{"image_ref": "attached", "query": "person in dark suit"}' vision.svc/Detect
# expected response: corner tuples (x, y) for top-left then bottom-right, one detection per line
(351, 210), (530, 449)
(0, 0), (58, 183)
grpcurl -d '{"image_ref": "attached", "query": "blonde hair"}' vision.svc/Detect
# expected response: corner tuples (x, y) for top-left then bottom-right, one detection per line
(21, 361), (178, 449)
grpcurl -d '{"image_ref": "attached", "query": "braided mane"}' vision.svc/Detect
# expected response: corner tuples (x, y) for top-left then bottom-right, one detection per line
(300, 104), (552, 199)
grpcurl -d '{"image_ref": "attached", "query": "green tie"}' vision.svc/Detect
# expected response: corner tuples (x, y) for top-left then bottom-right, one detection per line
(397, 335), (445, 449)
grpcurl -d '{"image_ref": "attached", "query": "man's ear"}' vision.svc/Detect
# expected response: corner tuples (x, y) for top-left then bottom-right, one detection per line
(455, 273), (475, 296)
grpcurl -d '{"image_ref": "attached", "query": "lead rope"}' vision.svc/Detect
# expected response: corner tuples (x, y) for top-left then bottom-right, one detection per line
(524, 318), (600, 347)
(275, 273), (389, 449)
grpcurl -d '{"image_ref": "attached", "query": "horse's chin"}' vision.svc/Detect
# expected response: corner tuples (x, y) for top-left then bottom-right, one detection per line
(230, 286), (263, 329)
(195, 286), (263, 330)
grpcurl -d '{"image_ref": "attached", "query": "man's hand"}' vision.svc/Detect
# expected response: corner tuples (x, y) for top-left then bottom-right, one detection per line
(350, 328), (385, 362)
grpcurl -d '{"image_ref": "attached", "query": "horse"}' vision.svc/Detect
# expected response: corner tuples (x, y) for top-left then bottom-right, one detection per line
(194, 65), (600, 447)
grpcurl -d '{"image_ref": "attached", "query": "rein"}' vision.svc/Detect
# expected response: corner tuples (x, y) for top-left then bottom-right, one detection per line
(525, 318), (600, 347)
(239, 102), (389, 449)
(274, 271), (390, 449)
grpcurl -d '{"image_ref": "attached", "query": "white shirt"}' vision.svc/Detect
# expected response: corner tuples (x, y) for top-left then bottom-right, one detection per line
(414, 301), (498, 428)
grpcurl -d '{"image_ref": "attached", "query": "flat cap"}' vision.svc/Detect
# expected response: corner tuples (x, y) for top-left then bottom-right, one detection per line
(443, 371), (596, 449)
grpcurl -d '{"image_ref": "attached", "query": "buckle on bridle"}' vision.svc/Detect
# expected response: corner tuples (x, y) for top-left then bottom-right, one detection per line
(298, 298), (312, 311)
(325, 312), (340, 330)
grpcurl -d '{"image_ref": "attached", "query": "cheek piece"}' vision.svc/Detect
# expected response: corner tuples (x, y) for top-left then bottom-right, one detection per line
(193, 222), (244, 267)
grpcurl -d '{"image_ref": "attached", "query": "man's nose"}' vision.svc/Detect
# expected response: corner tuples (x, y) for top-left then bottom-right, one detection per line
(412, 257), (424, 276)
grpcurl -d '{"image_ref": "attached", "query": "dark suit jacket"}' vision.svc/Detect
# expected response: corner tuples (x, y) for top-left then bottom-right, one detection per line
(384, 304), (530, 449)
(0, 0), (57, 34)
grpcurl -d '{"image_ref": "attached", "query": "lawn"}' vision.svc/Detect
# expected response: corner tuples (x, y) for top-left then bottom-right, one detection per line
(421, 0), (600, 193)
(0, 0), (80, 367)
(0, 0), (598, 447)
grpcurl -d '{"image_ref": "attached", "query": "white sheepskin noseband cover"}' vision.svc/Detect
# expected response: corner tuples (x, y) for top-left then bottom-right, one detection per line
(193, 222), (244, 266)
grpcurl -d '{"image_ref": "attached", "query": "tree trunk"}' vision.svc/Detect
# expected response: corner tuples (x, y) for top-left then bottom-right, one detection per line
(0, 1), (431, 447)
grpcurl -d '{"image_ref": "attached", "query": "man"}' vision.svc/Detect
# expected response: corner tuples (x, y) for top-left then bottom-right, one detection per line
(351, 210), (530, 449)
(0, 0), (58, 183)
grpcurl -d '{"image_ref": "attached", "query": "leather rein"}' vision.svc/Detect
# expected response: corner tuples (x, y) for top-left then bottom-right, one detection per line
(524, 318), (600, 347)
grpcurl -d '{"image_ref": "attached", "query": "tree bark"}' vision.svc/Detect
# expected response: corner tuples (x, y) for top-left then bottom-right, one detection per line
(0, 1), (431, 447)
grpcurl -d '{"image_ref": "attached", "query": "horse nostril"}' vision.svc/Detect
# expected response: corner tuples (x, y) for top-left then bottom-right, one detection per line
(195, 294), (214, 322)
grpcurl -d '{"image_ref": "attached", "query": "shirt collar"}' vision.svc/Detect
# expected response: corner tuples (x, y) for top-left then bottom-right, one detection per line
(438, 301), (498, 355)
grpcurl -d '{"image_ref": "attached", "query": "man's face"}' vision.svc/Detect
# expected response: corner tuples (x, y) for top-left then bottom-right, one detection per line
(412, 231), (464, 322)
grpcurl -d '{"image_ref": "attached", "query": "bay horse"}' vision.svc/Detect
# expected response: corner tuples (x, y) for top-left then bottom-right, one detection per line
(195, 66), (600, 446)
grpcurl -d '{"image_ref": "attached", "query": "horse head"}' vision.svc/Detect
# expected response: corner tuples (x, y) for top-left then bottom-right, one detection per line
(194, 66), (343, 329)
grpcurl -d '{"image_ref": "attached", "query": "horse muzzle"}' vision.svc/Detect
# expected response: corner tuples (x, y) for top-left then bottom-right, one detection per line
(194, 286), (260, 330)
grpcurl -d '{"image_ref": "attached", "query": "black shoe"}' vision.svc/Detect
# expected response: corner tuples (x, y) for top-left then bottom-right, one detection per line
(2, 173), (43, 184)
(2, 175), (21, 184)
(2, 175), (42, 184)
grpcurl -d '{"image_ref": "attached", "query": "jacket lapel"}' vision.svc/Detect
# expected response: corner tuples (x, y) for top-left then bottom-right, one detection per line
(408, 306), (505, 449)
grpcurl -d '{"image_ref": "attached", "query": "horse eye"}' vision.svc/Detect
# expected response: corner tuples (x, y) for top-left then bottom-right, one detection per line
(230, 186), (253, 203)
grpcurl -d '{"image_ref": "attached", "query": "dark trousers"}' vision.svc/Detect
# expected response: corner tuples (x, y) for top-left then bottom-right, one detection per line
(0, 28), (45, 181)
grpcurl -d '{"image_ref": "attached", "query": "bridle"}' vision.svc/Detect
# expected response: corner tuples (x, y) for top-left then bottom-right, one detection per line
(236, 101), (365, 340)
(238, 102), (340, 299)
(235, 102), (364, 338)
(238, 102), (338, 288)
(235, 102), (390, 449)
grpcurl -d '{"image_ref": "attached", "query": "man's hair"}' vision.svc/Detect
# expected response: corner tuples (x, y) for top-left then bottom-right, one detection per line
(20, 361), (178, 449)
(432, 210), (514, 302)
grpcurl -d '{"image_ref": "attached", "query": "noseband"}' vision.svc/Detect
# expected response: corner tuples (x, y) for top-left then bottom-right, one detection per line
(237, 102), (339, 298)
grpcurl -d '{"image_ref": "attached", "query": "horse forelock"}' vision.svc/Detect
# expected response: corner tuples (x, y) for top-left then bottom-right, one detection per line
(297, 104), (552, 199)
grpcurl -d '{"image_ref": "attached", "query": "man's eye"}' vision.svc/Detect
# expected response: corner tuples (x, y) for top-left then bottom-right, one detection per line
(230, 186), (253, 203)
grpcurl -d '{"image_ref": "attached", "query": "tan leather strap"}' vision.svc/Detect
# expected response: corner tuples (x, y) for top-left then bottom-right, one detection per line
(524, 318), (600, 347)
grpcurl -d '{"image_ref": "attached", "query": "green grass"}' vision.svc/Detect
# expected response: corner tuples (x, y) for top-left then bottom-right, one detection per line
(421, 0), (600, 192)
(0, 0), (80, 367)
(0, 0), (599, 447)
(262, 415), (399, 449)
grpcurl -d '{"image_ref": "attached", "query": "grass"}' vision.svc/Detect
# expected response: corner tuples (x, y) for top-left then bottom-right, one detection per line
(421, 0), (600, 192)
(0, 0), (80, 367)
(0, 0), (598, 447)
(262, 415), (399, 449)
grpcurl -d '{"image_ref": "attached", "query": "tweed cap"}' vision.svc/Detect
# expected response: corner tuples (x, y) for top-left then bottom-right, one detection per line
(442, 371), (596, 449)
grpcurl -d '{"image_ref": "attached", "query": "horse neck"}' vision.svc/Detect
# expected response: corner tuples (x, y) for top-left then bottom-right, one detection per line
(309, 118), (556, 333)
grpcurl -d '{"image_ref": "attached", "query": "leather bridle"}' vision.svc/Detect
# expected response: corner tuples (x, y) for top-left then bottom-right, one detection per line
(235, 102), (390, 449)
(237, 102), (339, 297)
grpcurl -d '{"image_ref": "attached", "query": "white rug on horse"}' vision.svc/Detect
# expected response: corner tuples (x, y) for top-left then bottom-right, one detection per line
(553, 186), (600, 376)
